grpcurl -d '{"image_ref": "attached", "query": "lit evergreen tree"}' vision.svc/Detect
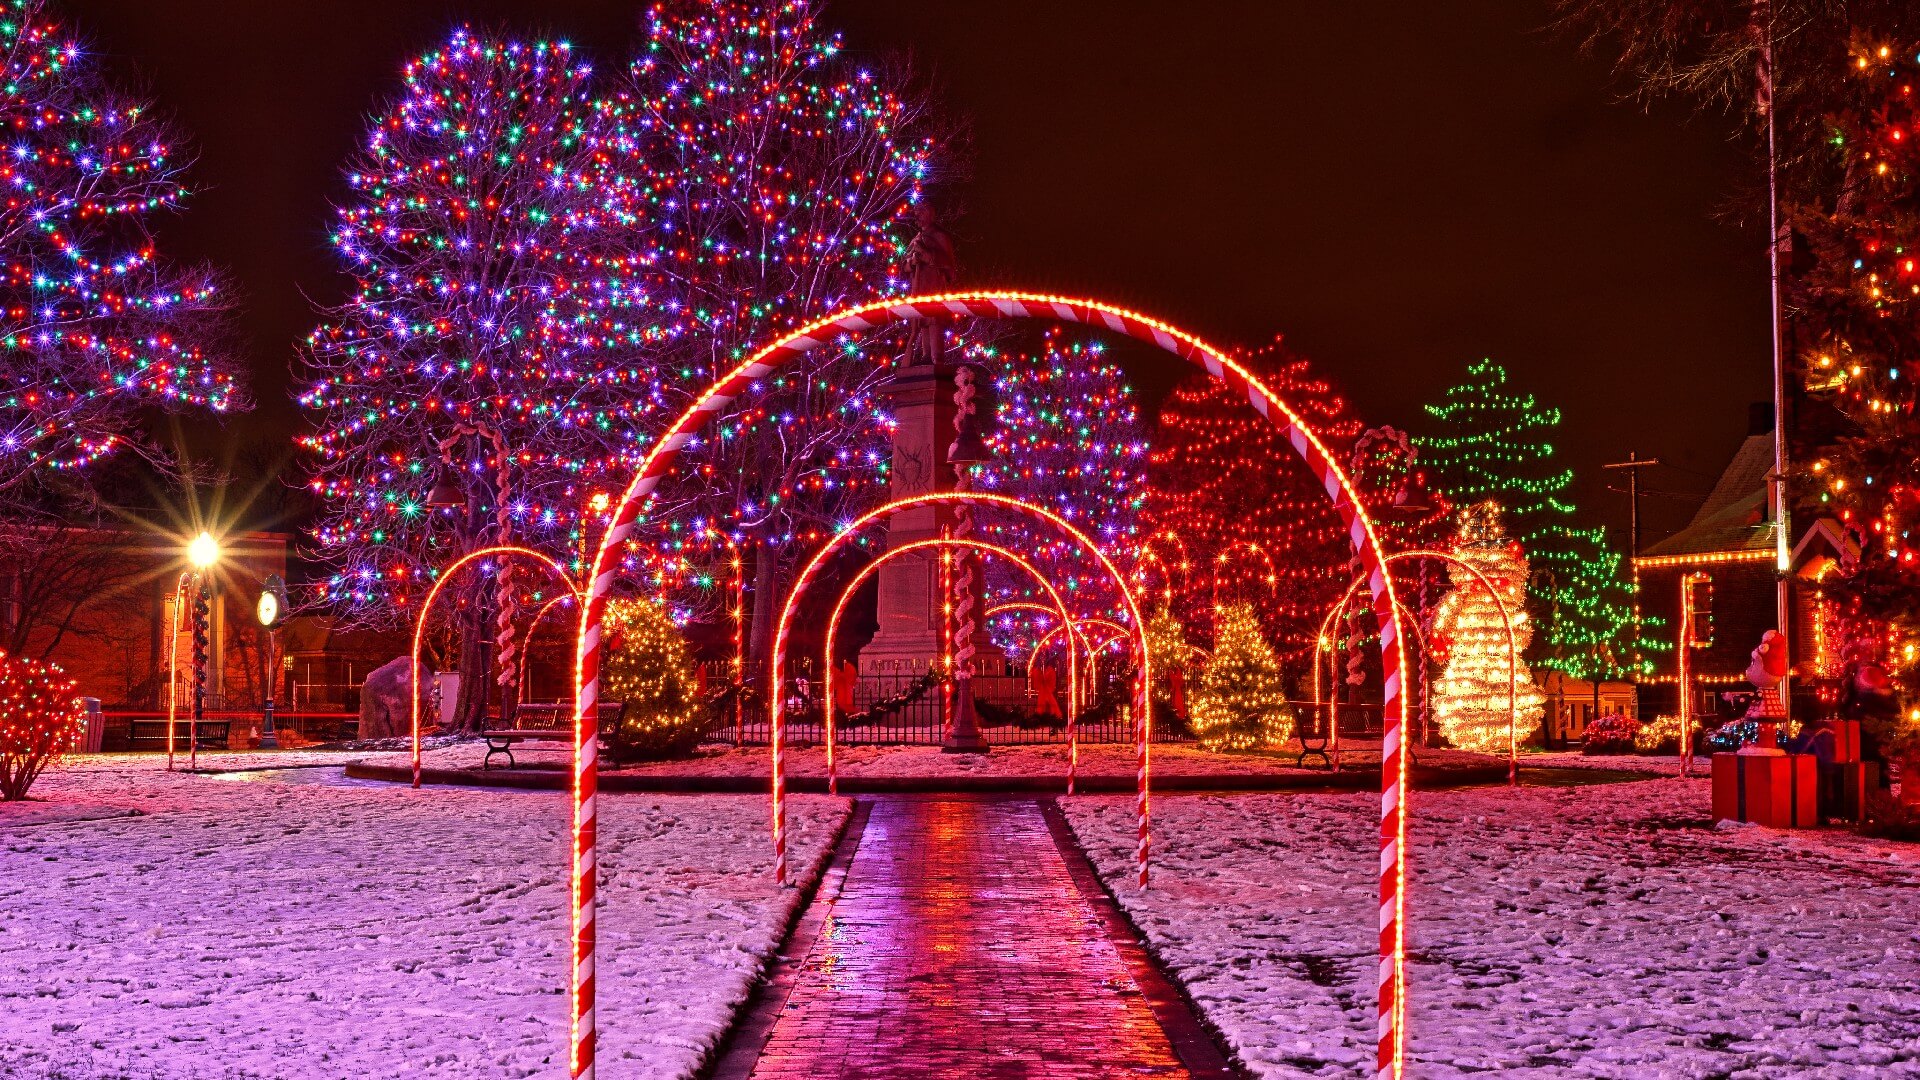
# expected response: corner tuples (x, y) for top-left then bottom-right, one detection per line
(1189, 601), (1294, 750)
(1790, 35), (1920, 697)
(1415, 358), (1654, 678)
(601, 598), (703, 760)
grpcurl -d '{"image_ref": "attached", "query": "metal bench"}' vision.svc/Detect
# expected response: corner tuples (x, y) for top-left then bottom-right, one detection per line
(482, 702), (624, 770)
(129, 719), (232, 753)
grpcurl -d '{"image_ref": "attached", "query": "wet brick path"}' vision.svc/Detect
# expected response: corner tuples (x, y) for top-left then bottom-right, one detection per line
(748, 797), (1190, 1080)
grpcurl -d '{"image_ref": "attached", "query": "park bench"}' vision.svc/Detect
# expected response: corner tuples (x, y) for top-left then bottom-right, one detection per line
(482, 701), (624, 770)
(128, 717), (233, 753)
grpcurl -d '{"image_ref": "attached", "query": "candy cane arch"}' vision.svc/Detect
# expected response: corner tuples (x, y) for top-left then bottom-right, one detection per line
(1032, 616), (1140, 709)
(820, 539), (1080, 795)
(1319, 549), (1520, 785)
(1315, 596), (1429, 772)
(573, 291), (1411, 1079)
(772, 491), (1148, 888)
(164, 572), (189, 771)
(1211, 538), (1280, 609)
(1134, 531), (1190, 607)
(988, 602), (1105, 712)
(409, 545), (578, 789)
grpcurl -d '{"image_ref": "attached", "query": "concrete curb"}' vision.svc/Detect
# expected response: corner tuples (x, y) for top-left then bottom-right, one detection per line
(343, 761), (1516, 793)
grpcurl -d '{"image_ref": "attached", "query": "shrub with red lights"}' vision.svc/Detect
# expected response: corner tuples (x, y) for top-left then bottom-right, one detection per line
(0, 650), (83, 800)
(1581, 711), (1642, 756)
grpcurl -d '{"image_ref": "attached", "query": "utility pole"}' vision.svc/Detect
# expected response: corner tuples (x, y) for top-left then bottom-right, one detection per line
(1604, 452), (1661, 674)
(1761, 7), (1794, 727)
(1602, 452), (1661, 558)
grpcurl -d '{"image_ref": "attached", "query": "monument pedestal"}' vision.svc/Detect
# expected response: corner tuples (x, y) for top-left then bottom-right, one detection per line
(858, 364), (1005, 679)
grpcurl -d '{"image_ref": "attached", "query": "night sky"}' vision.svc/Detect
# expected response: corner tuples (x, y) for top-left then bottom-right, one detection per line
(74, 0), (1770, 546)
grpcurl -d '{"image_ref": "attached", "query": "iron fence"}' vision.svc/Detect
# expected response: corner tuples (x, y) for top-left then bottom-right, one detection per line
(694, 660), (1194, 747)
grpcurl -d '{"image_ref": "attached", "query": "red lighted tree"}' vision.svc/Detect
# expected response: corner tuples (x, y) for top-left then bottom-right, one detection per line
(1143, 340), (1445, 670)
(0, 650), (82, 800)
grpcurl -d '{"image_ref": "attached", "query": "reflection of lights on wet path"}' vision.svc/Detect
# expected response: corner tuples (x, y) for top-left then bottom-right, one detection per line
(748, 797), (1190, 1078)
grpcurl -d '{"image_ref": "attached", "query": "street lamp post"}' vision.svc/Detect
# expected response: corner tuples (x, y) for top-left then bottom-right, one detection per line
(186, 531), (220, 769)
(256, 574), (288, 750)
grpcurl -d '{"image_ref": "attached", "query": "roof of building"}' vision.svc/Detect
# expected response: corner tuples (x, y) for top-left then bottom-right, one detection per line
(1640, 433), (1777, 558)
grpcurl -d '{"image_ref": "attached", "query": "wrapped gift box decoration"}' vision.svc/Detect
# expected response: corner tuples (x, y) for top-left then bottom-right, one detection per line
(1815, 719), (1862, 765)
(1819, 761), (1879, 823)
(1712, 752), (1818, 828)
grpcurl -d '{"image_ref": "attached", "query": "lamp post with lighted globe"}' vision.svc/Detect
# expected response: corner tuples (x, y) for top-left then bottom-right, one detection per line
(256, 574), (288, 749)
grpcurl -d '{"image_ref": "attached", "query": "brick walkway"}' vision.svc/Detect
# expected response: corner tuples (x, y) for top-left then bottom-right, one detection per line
(747, 797), (1191, 1080)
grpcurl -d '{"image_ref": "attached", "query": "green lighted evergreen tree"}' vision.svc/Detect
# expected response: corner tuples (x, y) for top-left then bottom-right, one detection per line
(1189, 602), (1294, 750)
(1415, 359), (1656, 679)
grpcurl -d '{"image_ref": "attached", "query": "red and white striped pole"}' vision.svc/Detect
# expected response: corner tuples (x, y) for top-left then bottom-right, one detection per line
(166, 573), (189, 772)
(574, 292), (1408, 1078)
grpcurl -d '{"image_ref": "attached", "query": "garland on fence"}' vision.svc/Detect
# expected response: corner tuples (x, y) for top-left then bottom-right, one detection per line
(831, 666), (949, 727)
(973, 675), (1136, 732)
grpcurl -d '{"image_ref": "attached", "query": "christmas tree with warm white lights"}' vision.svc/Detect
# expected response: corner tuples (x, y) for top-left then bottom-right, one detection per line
(1429, 502), (1545, 754)
(1189, 602), (1294, 750)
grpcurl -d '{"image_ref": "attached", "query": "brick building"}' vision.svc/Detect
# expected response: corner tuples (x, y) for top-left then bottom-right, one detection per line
(1632, 411), (1846, 723)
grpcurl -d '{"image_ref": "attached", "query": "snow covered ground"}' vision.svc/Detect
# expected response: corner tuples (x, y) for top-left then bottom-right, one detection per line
(1066, 776), (1920, 1078)
(0, 753), (847, 1079)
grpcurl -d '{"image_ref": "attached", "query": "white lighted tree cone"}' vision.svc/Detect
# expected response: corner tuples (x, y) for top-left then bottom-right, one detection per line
(1430, 504), (1545, 755)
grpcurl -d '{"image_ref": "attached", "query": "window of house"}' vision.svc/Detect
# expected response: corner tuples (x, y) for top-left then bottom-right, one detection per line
(1684, 573), (1714, 648)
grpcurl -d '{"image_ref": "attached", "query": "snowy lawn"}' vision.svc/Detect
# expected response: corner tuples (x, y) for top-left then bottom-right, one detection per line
(1066, 776), (1920, 1078)
(0, 756), (847, 1079)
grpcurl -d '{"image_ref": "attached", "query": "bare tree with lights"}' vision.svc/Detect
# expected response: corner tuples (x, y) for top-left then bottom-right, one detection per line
(0, 0), (241, 515)
(296, 30), (611, 732)
(581, 0), (948, 670)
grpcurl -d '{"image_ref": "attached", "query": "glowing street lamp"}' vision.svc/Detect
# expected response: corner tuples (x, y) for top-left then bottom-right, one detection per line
(188, 530), (220, 571)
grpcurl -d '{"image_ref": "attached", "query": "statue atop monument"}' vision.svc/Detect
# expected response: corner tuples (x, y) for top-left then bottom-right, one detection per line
(905, 204), (957, 368)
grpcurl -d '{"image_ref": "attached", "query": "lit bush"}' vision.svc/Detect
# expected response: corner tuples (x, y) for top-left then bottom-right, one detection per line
(1633, 713), (1684, 754)
(0, 651), (84, 800)
(1581, 712), (1641, 756)
(599, 599), (704, 761)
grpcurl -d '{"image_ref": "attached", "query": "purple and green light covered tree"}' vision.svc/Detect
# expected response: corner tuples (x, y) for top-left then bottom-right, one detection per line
(295, 30), (610, 728)
(973, 330), (1147, 662)
(579, 0), (942, 661)
(0, 0), (239, 511)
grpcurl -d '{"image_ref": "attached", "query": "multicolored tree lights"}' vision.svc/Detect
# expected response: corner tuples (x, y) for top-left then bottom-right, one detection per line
(1792, 37), (1920, 694)
(298, 30), (608, 729)
(0, 0), (240, 509)
(1429, 503), (1545, 753)
(973, 329), (1147, 659)
(587, 0), (941, 658)
(298, 30), (606, 616)
(1415, 358), (1653, 679)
